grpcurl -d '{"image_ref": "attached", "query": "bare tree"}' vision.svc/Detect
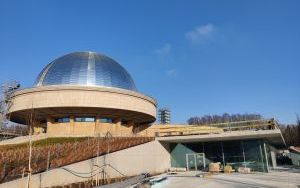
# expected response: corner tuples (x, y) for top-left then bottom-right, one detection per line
(0, 81), (27, 135)
(280, 115), (300, 147)
(187, 113), (262, 125)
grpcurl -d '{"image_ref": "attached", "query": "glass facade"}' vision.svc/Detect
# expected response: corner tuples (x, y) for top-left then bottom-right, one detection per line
(74, 117), (96, 122)
(170, 139), (269, 172)
(34, 52), (137, 91)
(100, 117), (113, 123)
(54, 117), (70, 123)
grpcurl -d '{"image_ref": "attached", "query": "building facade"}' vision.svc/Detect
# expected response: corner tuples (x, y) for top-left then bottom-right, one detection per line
(8, 52), (156, 136)
(5, 51), (285, 174)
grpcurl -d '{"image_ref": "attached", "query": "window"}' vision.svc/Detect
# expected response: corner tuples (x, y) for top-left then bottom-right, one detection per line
(54, 117), (70, 123)
(75, 117), (95, 122)
(100, 117), (113, 123)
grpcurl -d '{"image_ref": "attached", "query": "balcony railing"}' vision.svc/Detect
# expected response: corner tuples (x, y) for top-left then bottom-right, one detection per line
(152, 119), (279, 137)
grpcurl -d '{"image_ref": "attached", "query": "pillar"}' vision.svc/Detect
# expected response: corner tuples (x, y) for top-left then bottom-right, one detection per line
(95, 115), (101, 136)
(70, 116), (74, 136)
(46, 117), (54, 135)
(270, 151), (277, 169)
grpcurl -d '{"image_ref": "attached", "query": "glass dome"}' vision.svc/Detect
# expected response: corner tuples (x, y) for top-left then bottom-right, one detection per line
(34, 52), (137, 91)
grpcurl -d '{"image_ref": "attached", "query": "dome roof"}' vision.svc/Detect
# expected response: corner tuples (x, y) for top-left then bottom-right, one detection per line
(34, 52), (137, 91)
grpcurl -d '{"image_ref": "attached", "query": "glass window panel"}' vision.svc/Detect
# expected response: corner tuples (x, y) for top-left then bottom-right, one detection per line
(100, 118), (113, 123)
(85, 117), (95, 122)
(75, 117), (95, 122)
(54, 117), (70, 123)
(244, 139), (267, 172)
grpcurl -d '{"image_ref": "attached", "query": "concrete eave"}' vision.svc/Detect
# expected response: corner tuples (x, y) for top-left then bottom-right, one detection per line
(8, 85), (157, 124)
(156, 129), (285, 147)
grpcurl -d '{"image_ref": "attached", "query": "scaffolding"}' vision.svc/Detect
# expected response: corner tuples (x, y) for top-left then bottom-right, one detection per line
(0, 81), (24, 140)
(0, 81), (20, 127)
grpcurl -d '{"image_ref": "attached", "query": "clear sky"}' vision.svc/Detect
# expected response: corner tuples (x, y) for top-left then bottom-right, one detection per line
(0, 0), (299, 124)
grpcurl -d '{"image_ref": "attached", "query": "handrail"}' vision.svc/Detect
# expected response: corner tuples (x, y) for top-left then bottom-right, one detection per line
(153, 119), (278, 137)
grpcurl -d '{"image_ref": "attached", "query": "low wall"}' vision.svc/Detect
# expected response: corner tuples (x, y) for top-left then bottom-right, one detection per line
(0, 140), (170, 188)
(0, 134), (47, 145)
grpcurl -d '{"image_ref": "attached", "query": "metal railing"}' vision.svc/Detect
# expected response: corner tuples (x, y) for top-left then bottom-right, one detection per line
(153, 119), (278, 137)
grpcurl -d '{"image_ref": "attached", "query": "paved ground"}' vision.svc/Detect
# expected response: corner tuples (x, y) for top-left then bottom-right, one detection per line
(149, 167), (300, 188)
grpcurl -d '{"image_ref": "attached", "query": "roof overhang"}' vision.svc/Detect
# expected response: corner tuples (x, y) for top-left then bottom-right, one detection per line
(157, 129), (285, 147)
(8, 86), (157, 124)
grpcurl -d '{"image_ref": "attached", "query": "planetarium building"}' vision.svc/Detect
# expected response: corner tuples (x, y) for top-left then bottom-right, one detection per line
(4, 52), (284, 181)
(0, 51), (288, 188)
(8, 52), (156, 136)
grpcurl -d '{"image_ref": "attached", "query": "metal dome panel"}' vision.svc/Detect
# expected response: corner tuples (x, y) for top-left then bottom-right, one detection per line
(34, 52), (137, 91)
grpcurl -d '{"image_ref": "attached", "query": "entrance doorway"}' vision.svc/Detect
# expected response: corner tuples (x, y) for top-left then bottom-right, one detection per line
(186, 153), (206, 171)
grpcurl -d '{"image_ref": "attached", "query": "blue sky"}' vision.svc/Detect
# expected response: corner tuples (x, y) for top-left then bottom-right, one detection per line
(0, 0), (299, 124)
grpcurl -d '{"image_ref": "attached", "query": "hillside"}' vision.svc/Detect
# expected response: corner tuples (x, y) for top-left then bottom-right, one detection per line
(0, 136), (154, 183)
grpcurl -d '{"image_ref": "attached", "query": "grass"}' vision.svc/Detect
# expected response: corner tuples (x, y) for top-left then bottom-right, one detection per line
(0, 137), (90, 151)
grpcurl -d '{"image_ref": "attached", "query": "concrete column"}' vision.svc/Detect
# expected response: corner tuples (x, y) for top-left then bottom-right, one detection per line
(46, 117), (53, 125)
(70, 116), (75, 136)
(110, 118), (120, 136)
(263, 142), (270, 172)
(127, 120), (134, 136)
(46, 117), (53, 134)
(270, 151), (277, 169)
(114, 118), (121, 126)
(95, 115), (101, 136)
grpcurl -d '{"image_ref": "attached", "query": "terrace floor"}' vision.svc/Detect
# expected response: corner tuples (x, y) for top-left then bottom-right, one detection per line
(147, 167), (300, 188)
